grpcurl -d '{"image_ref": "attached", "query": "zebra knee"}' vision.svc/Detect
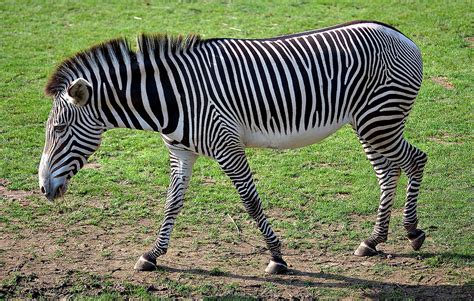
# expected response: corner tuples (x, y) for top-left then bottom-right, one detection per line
(413, 149), (427, 172)
(417, 150), (428, 174)
(405, 149), (428, 178)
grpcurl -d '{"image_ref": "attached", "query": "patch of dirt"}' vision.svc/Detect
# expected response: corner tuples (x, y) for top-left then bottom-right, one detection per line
(201, 176), (217, 186)
(1, 209), (472, 299)
(0, 179), (40, 205)
(427, 132), (464, 145)
(334, 192), (351, 200)
(430, 76), (455, 90)
(82, 163), (102, 170)
(465, 37), (474, 48)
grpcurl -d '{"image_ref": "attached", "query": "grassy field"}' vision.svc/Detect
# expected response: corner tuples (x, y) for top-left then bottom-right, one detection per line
(1, 0), (473, 299)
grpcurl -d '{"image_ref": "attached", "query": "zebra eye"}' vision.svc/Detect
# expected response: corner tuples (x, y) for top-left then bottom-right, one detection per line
(53, 123), (67, 133)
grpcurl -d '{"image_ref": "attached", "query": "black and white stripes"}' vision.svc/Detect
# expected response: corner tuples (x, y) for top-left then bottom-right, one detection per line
(40, 20), (427, 272)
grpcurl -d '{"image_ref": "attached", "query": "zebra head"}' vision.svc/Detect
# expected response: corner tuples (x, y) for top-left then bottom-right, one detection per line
(39, 78), (104, 201)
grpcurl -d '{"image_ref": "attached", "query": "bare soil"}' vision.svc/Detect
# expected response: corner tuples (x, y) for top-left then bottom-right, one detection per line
(430, 76), (455, 90)
(1, 185), (472, 299)
(0, 179), (40, 207)
(465, 37), (474, 48)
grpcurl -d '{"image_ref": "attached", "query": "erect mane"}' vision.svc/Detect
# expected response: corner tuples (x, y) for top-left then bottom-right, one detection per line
(137, 33), (203, 54)
(45, 33), (203, 97)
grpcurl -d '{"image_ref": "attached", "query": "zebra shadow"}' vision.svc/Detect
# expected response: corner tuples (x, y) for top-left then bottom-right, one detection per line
(155, 254), (473, 298)
(384, 251), (474, 263)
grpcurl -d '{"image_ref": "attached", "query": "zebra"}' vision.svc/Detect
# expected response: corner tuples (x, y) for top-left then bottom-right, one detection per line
(39, 20), (427, 274)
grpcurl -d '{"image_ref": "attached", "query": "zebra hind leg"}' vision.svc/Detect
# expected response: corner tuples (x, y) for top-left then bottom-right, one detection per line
(356, 124), (428, 253)
(402, 146), (428, 251)
(217, 148), (288, 274)
(354, 138), (401, 256)
(134, 149), (197, 271)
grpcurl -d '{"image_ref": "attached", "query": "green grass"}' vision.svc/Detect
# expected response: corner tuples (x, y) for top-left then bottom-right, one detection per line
(1, 0), (473, 299)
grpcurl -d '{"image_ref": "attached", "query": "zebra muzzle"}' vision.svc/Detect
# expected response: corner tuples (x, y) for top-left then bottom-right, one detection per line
(41, 180), (68, 201)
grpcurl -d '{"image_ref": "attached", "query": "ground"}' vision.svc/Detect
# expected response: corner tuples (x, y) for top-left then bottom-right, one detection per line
(1, 183), (472, 299)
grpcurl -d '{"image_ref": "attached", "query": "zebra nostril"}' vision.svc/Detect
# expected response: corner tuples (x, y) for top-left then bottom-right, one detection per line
(40, 186), (46, 194)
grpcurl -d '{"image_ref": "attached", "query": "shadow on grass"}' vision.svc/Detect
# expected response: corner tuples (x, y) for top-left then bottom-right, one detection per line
(387, 251), (474, 263)
(156, 253), (474, 298)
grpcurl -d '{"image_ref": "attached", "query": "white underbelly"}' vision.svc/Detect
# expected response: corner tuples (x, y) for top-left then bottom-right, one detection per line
(241, 119), (350, 149)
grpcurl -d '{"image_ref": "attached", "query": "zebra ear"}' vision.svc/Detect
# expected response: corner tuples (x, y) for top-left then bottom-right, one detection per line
(67, 78), (92, 107)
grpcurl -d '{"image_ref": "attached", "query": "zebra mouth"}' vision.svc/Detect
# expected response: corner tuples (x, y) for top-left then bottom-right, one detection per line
(55, 183), (68, 199)
(49, 181), (68, 201)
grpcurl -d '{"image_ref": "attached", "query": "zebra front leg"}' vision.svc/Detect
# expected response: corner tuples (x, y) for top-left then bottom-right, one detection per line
(134, 148), (197, 271)
(217, 149), (288, 274)
(354, 138), (401, 256)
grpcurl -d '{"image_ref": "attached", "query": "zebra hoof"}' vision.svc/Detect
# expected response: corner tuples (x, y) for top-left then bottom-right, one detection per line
(408, 229), (426, 251)
(354, 241), (379, 256)
(265, 257), (288, 274)
(134, 255), (157, 271)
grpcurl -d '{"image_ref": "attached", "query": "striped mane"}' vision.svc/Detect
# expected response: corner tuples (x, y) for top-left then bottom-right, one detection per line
(45, 33), (203, 97)
(137, 33), (202, 54)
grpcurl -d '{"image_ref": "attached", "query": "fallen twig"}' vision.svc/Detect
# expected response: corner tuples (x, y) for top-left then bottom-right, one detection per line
(226, 213), (242, 237)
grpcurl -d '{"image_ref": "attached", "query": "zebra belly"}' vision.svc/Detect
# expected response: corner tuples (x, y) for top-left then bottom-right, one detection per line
(241, 119), (350, 149)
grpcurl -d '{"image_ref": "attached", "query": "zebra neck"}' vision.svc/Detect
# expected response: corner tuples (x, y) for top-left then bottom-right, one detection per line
(97, 68), (182, 139)
(98, 80), (163, 132)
